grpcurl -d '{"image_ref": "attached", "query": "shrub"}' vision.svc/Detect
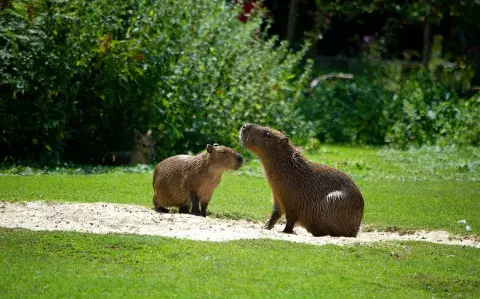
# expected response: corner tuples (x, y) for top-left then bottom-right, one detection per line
(0, 0), (76, 163)
(0, 0), (313, 164)
(385, 69), (480, 147)
(299, 76), (390, 145)
(301, 68), (480, 148)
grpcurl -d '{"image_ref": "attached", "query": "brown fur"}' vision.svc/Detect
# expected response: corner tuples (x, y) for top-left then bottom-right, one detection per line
(239, 124), (364, 237)
(152, 144), (243, 217)
(102, 130), (154, 166)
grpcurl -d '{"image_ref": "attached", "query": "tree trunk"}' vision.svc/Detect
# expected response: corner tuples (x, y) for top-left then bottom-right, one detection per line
(422, 4), (432, 66)
(286, 0), (300, 44)
(1, 0), (10, 10)
(422, 21), (432, 65)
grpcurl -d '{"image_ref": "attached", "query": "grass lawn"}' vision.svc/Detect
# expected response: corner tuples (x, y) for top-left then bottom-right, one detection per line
(1, 146), (479, 236)
(1, 229), (479, 298)
(1, 146), (479, 298)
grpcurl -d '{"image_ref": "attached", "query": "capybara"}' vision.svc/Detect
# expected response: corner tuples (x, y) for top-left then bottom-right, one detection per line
(239, 124), (364, 237)
(152, 144), (243, 217)
(102, 130), (155, 166)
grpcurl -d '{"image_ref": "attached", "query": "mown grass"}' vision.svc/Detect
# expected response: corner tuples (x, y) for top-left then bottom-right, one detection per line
(1, 229), (479, 298)
(1, 146), (478, 236)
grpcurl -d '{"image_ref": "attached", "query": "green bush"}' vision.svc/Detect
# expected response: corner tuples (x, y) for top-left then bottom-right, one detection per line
(385, 69), (480, 147)
(0, 0), (313, 164)
(0, 0), (76, 163)
(301, 68), (480, 148)
(299, 76), (389, 145)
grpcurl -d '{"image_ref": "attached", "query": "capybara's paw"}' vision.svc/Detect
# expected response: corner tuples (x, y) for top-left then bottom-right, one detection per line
(265, 222), (275, 230)
(282, 228), (295, 234)
(190, 210), (202, 217)
(154, 207), (169, 213)
(178, 206), (190, 214)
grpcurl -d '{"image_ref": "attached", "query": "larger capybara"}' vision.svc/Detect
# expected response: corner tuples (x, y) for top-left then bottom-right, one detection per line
(239, 124), (364, 237)
(152, 144), (243, 217)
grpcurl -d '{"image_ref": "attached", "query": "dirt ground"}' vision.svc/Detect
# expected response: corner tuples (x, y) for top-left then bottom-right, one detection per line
(1, 201), (478, 248)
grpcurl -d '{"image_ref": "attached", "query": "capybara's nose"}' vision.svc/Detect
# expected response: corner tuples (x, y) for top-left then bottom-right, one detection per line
(237, 155), (243, 164)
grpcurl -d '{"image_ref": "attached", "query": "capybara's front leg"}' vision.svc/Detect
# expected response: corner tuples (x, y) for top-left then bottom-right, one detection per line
(283, 211), (297, 234)
(190, 195), (201, 216)
(265, 201), (282, 230)
(200, 201), (209, 217)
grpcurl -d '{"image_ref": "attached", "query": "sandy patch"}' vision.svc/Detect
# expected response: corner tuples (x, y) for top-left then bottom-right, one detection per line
(0, 201), (478, 248)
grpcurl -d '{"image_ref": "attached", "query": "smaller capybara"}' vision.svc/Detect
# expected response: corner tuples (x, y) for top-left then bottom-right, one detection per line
(102, 130), (155, 166)
(152, 144), (243, 217)
(239, 124), (364, 237)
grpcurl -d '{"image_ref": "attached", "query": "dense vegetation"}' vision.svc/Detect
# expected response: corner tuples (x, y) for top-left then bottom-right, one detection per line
(1, 0), (479, 165)
(1, 0), (312, 164)
(301, 65), (480, 147)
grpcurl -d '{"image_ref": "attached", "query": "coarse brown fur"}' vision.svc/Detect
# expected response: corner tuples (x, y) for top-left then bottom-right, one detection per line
(102, 130), (155, 166)
(152, 144), (243, 217)
(239, 124), (364, 237)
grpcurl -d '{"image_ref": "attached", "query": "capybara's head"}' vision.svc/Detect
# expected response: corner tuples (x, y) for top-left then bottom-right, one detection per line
(206, 144), (243, 171)
(134, 129), (155, 160)
(239, 124), (290, 157)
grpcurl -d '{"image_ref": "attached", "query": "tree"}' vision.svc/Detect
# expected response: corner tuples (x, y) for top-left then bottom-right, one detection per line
(286, 0), (301, 43)
(1, 0), (11, 10)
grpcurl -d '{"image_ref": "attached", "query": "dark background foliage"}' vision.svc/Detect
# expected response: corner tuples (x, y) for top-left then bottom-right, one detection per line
(1, 0), (479, 165)
(1, 0), (312, 164)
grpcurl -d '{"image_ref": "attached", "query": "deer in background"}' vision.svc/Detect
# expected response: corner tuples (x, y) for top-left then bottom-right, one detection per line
(102, 130), (155, 166)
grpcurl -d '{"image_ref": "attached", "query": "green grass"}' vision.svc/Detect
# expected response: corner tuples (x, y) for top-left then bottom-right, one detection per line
(1, 229), (479, 298)
(1, 146), (479, 298)
(1, 146), (478, 236)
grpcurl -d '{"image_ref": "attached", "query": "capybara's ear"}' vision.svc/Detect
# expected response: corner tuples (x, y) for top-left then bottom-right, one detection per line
(206, 144), (213, 153)
(134, 129), (141, 140)
(146, 130), (152, 137)
(213, 143), (219, 147)
(280, 136), (289, 145)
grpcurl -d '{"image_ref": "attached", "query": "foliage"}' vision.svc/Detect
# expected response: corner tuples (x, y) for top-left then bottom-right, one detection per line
(311, 1), (480, 54)
(0, 0), (312, 164)
(428, 35), (475, 94)
(299, 76), (389, 145)
(301, 64), (480, 147)
(384, 69), (480, 147)
(0, 0), (77, 163)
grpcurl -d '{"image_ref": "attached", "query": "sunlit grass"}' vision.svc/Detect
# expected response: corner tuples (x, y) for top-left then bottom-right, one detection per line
(1, 229), (479, 298)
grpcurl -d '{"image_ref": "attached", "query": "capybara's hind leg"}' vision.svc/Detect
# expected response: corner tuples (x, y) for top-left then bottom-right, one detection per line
(153, 192), (167, 213)
(265, 201), (282, 230)
(200, 201), (209, 217)
(330, 229), (358, 238)
(308, 223), (330, 237)
(310, 228), (329, 237)
(154, 206), (169, 213)
(190, 195), (201, 216)
(283, 211), (297, 234)
(178, 205), (190, 214)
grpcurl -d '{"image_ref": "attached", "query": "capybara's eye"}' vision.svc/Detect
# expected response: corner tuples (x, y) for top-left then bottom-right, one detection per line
(265, 132), (272, 137)
(143, 144), (147, 148)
